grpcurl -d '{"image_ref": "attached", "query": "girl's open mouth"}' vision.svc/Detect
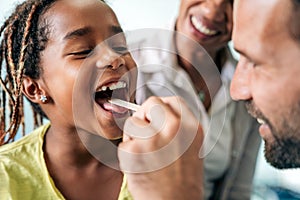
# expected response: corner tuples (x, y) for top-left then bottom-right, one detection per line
(94, 81), (129, 115)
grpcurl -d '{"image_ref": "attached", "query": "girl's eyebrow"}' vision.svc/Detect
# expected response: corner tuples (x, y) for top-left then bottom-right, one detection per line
(111, 25), (124, 34)
(63, 27), (92, 40)
(63, 25), (123, 41)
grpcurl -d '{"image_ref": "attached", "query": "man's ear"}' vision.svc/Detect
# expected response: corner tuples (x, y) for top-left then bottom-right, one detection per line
(22, 76), (45, 104)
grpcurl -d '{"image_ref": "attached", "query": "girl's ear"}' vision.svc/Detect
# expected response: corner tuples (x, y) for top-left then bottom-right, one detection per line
(22, 76), (47, 104)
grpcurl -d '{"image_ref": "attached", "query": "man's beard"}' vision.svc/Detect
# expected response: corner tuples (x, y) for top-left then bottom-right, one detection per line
(264, 127), (300, 169)
(245, 101), (300, 169)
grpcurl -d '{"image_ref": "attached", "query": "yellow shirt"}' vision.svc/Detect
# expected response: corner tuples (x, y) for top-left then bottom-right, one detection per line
(0, 124), (133, 200)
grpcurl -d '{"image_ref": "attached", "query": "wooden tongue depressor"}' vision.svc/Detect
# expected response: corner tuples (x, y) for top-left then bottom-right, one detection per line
(108, 98), (141, 112)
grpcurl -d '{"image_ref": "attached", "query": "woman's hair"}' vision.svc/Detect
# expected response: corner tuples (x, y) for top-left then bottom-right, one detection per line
(0, 0), (57, 145)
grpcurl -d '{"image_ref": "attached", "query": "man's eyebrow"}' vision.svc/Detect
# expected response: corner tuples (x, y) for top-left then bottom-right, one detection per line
(233, 46), (245, 57)
(234, 46), (258, 63)
(63, 27), (92, 40)
(234, 46), (250, 58)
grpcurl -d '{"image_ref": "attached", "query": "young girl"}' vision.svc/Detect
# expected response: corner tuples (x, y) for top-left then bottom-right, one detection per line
(0, 0), (203, 199)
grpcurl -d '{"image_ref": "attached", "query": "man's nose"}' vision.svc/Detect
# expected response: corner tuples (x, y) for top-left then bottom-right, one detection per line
(230, 58), (252, 101)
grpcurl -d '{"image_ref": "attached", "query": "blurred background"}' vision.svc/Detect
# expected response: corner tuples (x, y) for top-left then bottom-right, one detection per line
(1, 0), (300, 199)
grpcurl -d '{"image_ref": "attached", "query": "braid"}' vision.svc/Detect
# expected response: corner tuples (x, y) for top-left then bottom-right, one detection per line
(0, 0), (56, 145)
(6, 4), (38, 141)
(7, 16), (19, 93)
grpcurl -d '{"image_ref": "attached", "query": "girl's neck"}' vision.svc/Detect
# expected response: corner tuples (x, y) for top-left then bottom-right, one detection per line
(44, 125), (120, 168)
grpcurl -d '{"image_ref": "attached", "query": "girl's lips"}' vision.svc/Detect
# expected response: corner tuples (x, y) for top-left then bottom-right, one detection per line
(94, 80), (130, 117)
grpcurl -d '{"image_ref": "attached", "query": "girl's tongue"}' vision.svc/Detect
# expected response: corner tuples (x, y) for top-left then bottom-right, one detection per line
(102, 100), (128, 114)
(94, 85), (129, 114)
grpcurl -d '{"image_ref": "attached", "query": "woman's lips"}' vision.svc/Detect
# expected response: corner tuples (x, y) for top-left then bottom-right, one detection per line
(189, 15), (221, 40)
(191, 16), (218, 36)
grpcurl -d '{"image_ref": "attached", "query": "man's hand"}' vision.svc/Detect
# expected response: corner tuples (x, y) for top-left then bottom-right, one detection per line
(118, 96), (203, 200)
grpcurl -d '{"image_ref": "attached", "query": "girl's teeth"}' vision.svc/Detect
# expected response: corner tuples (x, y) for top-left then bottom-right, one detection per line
(191, 16), (217, 36)
(109, 84), (117, 90)
(101, 86), (107, 91)
(100, 81), (127, 91)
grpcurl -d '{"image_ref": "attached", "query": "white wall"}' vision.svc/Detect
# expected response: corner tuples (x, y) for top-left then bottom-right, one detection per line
(0, 0), (24, 24)
(107, 0), (180, 30)
(1, 0), (180, 28)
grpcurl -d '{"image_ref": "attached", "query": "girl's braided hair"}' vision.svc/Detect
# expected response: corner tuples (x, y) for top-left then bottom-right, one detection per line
(0, 0), (57, 145)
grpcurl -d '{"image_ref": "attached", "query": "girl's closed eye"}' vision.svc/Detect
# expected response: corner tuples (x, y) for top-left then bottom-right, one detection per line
(111, 45), (129, 55)
(68, 49), (93, 59)
(108, 36), (129, 55)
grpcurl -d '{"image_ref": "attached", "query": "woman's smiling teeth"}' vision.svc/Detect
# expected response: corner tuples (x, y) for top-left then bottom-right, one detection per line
(191, 16), (218, 36)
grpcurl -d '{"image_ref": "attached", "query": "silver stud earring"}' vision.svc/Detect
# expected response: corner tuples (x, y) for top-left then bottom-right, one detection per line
(40, 95), (47, 103)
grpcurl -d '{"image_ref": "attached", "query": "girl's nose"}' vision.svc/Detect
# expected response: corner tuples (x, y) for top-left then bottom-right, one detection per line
(95, 45), (125, 70)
